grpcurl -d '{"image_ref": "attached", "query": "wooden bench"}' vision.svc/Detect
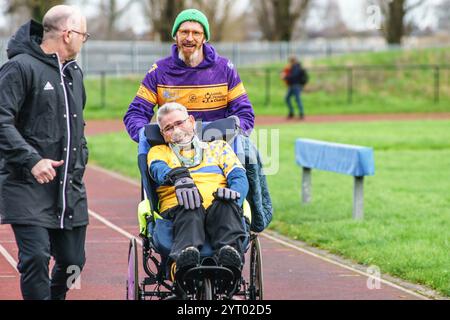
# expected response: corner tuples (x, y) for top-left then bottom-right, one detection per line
(295, 138), (375, 220)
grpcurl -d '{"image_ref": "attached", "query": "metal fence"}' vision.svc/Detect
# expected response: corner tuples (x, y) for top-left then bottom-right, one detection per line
(243, 64), (450, 106)
(283, 64), (450, 104)
(87, 64), (450, 110)
(1, 38), (448, 109)
(0, 37), (428, 73)
(76, 39), (388, 74)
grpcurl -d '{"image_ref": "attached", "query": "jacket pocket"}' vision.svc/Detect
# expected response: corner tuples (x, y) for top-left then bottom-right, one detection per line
(72, 146), (88, 186)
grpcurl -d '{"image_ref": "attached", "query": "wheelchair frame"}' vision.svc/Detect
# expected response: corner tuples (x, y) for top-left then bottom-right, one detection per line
(125, 119), (264, 300)
(126, 230), (263, 300)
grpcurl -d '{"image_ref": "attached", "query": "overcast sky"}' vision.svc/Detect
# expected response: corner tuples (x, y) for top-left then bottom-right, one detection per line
(0, 0), (443, 36)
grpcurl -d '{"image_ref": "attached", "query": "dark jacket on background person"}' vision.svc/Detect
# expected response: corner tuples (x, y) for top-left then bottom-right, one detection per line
(0, 20), (89, 230)
(286, 63), (308, 86)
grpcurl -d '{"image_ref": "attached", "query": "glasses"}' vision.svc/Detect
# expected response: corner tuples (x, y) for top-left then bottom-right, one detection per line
(69, 29), (90, 43)
(161, 117), (189, 134)
(178, 29), (204, 40)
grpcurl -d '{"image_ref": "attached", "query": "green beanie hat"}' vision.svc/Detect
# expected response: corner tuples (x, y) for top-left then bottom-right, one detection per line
(172, 9), (210, 41)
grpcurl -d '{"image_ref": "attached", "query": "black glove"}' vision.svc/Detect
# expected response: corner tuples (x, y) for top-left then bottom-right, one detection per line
(214, 187), (240, 202)
(166, 167), (202, 210)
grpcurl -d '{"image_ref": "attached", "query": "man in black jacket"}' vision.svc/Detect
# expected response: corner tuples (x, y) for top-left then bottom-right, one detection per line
(284, 56), (308, 119)
(0, 5), (89, 300)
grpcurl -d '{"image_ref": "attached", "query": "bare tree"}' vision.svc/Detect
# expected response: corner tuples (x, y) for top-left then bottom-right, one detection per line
(142, 0), (185, 41)
(99, 0), (137, 40)
(317, 0), (348, 38)
(252, 0), (310, 41)
(435, 0), (450, 32)
(377, 0), (427, 44)
(5, 0), (65, 22)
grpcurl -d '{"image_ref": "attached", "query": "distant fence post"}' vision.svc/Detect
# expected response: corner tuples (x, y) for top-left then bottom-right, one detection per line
(101, 71), (106, 108)
(434, 65), (440, 104)
(265, 68), (271, 106)
(326, 42), (332, 57)
(132, 42), (138, 74)
(347, 67), (353, 104)
(232, 43), (238, 67)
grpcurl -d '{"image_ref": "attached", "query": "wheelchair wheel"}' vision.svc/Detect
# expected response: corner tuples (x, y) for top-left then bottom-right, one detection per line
(249, 235), (264, 300)
(126, 238), (140, 300)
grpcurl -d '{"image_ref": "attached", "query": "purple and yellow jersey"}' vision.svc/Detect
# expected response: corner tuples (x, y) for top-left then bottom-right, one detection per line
(147, 140), (244, 213)
(124, 44), (255, 141)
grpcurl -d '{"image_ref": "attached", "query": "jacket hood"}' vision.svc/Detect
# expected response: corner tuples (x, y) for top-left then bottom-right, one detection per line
(171, 43), (217, 69)
(7, 20), (58, 67)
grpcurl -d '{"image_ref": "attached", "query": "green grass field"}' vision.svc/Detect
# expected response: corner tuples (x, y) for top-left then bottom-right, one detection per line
(84, 47), (450, 119)
(87, 119), (450, 296)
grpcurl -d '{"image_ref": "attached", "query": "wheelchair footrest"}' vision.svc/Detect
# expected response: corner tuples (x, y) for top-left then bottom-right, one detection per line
(183, 266), (234, 282)
(178, 266), (238, 296)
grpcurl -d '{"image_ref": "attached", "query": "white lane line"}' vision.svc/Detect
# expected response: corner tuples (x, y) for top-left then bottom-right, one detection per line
(0, 210), (141, 276)
(88, 164), (140, 187)
(0, 244), (18, 273)
(88, 209), (142, 246)
(89, 164), (432, 300)
(261, 232), (429, 300)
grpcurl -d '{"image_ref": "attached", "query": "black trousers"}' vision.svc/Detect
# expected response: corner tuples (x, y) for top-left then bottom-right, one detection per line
(11, 224), (87, 300)
(163, 199), (247, 262)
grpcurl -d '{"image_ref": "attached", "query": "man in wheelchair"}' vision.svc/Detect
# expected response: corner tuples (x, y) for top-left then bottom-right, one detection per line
(147, 102), (249, 288)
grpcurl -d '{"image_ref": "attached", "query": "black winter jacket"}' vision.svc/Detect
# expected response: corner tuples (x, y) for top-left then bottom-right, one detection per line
(286, 63), (308, 86)
(0, 20), (89, 229)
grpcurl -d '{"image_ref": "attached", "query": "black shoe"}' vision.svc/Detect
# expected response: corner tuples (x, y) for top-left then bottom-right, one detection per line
(176, 246), (200, 272)
(218, 245), (242, 270)
(287, 113), (294, 119)
(299, 114), (304, 120)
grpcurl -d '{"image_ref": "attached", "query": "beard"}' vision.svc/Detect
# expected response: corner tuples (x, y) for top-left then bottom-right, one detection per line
(177, 42), (203, 66)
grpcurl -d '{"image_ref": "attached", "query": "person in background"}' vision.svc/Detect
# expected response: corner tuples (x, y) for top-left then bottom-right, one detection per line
(284, 56), (308, 119)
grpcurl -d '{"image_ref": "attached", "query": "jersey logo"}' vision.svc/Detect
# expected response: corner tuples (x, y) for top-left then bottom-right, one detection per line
(43, 81), (54, 91)
(148, 63), (158, 73)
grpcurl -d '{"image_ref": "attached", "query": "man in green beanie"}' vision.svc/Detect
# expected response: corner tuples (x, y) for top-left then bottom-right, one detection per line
(124, 8), (273, 240)
(171, 8), (210, 68)
(124, 8), (255, 142)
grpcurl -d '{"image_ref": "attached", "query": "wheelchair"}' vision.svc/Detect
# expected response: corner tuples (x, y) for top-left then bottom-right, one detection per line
(126, 118), (264, 300)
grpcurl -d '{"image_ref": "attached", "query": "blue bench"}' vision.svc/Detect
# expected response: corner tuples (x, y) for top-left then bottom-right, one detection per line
(295, 138), (375, 219)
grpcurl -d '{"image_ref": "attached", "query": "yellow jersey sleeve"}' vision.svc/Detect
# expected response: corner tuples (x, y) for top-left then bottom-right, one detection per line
(147, 145), (170, 167)
(216, 140), (244, 177)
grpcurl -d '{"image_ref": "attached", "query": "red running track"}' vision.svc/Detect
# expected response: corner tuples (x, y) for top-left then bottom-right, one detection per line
(1, 165), (426, 300)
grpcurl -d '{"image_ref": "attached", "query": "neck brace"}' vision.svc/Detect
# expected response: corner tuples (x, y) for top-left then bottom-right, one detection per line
(169, 135), (206, 168)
